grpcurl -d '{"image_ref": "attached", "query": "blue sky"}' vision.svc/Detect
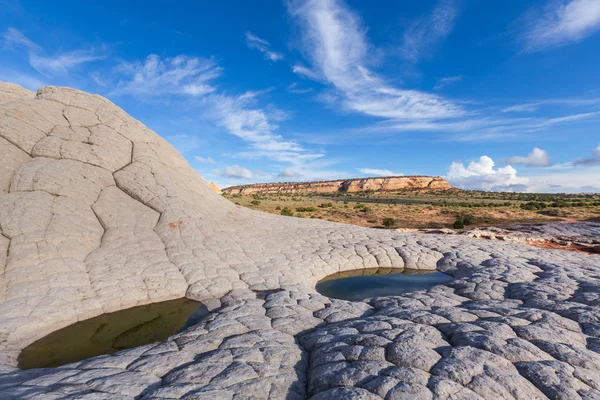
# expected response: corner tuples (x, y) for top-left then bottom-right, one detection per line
(1, 0), (600, 192)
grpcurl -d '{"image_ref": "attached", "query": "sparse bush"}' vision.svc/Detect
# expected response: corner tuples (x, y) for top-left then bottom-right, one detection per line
(275, 206), (281, 210)
(453, 218), (465, 229)
(383, 218), (396, 229)
(280, 207), (294, 216)
(319, 203), (333, 208)
(296, 206), (317, 212)
(463, 215), (474, 226)
(250, 200), (261, 206)
(367, 219), (377, 223)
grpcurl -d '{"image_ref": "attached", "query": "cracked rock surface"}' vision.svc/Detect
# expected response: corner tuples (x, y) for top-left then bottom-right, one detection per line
(0, 82), (600, 399)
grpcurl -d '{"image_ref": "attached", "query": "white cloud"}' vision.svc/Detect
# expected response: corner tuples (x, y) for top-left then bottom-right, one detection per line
(113, 54), (221, 97)
(447, 156), (530, 191)
(356, 168), (402, 176)
(278, 169), (304, 178)
(195, 156), (215, 164)
(245, 32), (284, 62)
(29, 50), (104, 75)
(216, 165), (254, 180)
(505, 147), (553, 167)
(502, 98), (600, 113)
(287, 82), (313, 94)
(2, 28), (104, 75)
(574, 144), (600, 166)
(3, 28), (39, 50)
(401, 0), (459, 62)
(287, 0), (462, 120)
(291, 64), (322, 80)
(207, 90), (324, 165)
(434, 75), (462, 90)
(521, 0), (600, 51)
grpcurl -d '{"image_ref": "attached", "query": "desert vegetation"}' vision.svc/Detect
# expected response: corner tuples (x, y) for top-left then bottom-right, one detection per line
(225, 189), (600, 229)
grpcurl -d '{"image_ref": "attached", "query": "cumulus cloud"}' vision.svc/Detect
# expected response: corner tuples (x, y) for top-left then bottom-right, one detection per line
(356, 168), (402, 176)
(447, 156), (530, 191)
(2, 27), (104, 75)
(245, 32), (284, 62)
(401, 0), (459, 62)
(216, 165), (254, 180)
(505, 147), (553, 167)
(434, 75), (462, 90)
(195, 156), (215, 164)
(113, 54), (221, 97)
(573, 144), (600, 166)
(521, 0), (600, 51)
(287, 0), (462, 120)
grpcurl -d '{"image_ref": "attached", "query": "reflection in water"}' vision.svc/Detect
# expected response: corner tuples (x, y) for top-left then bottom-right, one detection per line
(316, 267), (452, 301)
(18, 298), (208, 369)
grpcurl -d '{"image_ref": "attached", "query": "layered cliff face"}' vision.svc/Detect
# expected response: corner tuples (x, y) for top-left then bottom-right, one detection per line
(223, 176), (452, 195)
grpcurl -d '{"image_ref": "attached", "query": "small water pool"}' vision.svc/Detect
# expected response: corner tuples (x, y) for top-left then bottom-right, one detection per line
(316, 267), (452, 301)
(18, 298), (208, 369)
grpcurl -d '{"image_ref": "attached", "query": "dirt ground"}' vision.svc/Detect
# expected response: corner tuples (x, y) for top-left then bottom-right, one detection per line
(223, 189), (600, 230)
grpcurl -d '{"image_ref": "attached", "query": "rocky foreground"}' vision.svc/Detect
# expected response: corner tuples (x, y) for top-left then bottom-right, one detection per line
(0, 82), (600, 399)
(419, 221), (600, 255)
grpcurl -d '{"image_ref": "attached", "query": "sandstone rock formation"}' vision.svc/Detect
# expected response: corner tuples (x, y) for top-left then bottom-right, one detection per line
(1, 82), (600, 399)
(223, 176), (451, 195)
(210, 181), (222, 194)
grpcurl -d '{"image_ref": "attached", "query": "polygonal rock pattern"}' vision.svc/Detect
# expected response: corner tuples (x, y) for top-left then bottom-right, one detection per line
(0, 82), (600, 399)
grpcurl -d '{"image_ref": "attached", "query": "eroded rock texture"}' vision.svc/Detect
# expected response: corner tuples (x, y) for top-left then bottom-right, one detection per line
(0, 82), (599, 399)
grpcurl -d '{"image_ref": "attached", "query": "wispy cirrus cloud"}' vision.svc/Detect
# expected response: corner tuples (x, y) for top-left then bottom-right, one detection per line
(287, 0), (463, 121)
(502, 98), (600, 113)
(245, 32), (284, 62)
(401, 0), (459, 62)
(434, 75), (462, 90)
(110, 53), (325, 170)
(112, 54), (221, 97)
(357, 168), (403, 176)
(520, 0), (600, 52)
(2, 27), (105, 75)
(207, 90), (323, 164)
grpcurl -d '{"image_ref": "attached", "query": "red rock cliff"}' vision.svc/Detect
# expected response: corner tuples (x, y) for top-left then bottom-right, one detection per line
(223, 176), (452, 195)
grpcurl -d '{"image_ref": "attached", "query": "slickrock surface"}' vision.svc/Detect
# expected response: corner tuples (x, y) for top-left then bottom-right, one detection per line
(1, 82), (600, 399)
(424, 221), (600, 254)
(222, 176), (451, 195)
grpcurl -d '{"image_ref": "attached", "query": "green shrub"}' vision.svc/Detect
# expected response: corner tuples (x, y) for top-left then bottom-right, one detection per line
(319, 202), (333, 208)
(463, 215), (474, 226)
(383, 218), (396, 229)
(296, 206), (317, 212)
(280, 207), (294, 216)
(453, 218), (465, 229)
